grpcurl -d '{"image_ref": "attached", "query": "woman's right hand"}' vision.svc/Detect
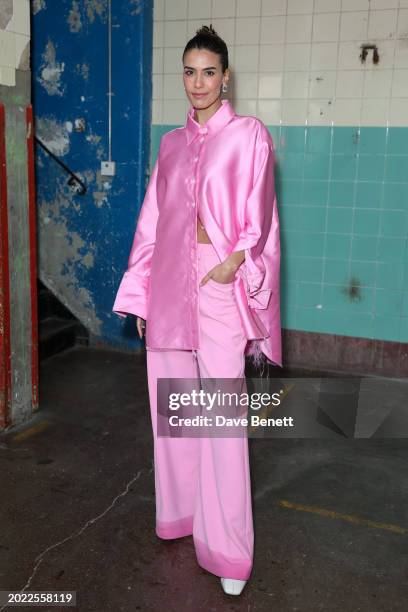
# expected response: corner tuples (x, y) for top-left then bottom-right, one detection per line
(136, 316), (146, 339)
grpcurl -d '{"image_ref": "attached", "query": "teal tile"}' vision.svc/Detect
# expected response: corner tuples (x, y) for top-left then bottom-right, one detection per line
(276, 179), (302, 205)
(349, 261), (376, 287)
(342, 312), (374, 338)
(297, 257), (324, 282)
(357, 155), (385, 182)
(380, 210), (408, 238)
(353, 209), (381, 235)
(280, 126), (306, 152)
(351, 235), (378, 261)
(321, 284), (349, 309)
(375, 289), (403, 316)
(297, 282), (321, 307)
(327, 207), (353, 234)
(295, 306), (325, 333)
(385, 155), (408, 182)
(402, 291), (408, 316)
(387, 128), (408, 155)
(323, 259), (350, 284)
(399, 316), (408, 342)
(331, 154), (358, 181)
(377, 237), (406, 262)
(281, 307), (297, 328)
(332, 127), (359, 153)
(383, 182), (408, 210)
(328, 181), (355, 206)
(325, 234), (352, 259)
(358, 128), (387, 155)
(300, 206), (326, 232)
(372, 314), (401, 342)
(355, 182), (383, 208)
(279, 206), (304, 231)
(267, 125), (281, 148)
(279, 152), (304, 179)
(302, 180), (329, 206)
(297, 232), (325, 257)
(280, 254), (299, 281)
(338, 284), (374, 312)
(304, 153), (330, 180)
(305, 127), (331, 153)
(281, 280), (298, 306)
(376, 262), (405, 290)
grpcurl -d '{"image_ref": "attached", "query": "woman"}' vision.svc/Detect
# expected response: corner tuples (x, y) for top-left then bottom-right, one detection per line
(113, 25), (282, 596)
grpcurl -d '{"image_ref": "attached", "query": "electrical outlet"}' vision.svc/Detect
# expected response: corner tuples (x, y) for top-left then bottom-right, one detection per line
(101, 161), (116, 176)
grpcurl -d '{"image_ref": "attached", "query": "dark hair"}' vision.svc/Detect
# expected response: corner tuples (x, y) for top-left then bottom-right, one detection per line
(183, 24), (229, 73)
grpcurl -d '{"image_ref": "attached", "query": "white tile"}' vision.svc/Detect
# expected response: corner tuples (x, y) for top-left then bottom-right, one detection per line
(15, 32), (29, 69)
(364, 69), (393, 98)
(310, 42), (338, 70)
(0, 65), (16, 86)
(360, 98), (388, 126)
(258, 99), (282, 123)
(312, 13), (340, 43)
(261, 0), (287, 16)
(162, 99), (187, 123)
(395, 38), (408, 68)
(281, 99), (308, 124)
(336, 70), (364, 98)
(237, 0), (261, 17)
(152, 74), (163, 99)
(338, 41), (363, 70)
(7, 0), (30, 36)
(235, 17), (260, 44)
(153, 20), (164, 47)
(163, 73), (185, 99)
(314, 0), (341, 12)
(368, 9), (397, 40)
(362, 40), (396, 69)
(340, 11), (368, 41)
(388, 98), (408, 126)
(164, 21), (187, 46)
(0, 30), (16, 68)
(397, 9), (408, 39)
(260, 16), (286, 44)
(399, 0), (408, 7)
(234, 45), (259, 71)
(154, 0), (165, 20)
(164, 0), (188, 20)
(283, 71), (309, 98)
(212, 0), (236, 18)
(309, 71), (336, 98)
(164, 47), (184, 73)
(235, 72), (259, 98)
(391, 69), (408, 97)
(188, 0), (211, 19)
(308, 99), (334, 125)
(333, 98), (362, 125)
(370, 0), (399, 8)
(284, 43), (311, 70)
(287, 0), (313, 14)
(258, 72), (283, 97)
(234, 99), (258, 116)
(286, 14), (313, 43)
(259, 44), (285, 70)
(152, 98), (162, 124)
(211, 18), (235, 45)
(341, 0), (369, 10)
(153, 48), (164, 74)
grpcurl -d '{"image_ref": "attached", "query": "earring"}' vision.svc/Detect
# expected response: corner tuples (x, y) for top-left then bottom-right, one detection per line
(222, 83), (228, 93)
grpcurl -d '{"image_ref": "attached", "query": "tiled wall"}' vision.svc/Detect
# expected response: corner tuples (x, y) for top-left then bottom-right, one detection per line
(151, 0), (408, 344)
(0, 0), (30, 86)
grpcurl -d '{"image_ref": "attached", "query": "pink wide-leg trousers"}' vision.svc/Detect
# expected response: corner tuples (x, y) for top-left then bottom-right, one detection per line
(146, 241), (254, 580)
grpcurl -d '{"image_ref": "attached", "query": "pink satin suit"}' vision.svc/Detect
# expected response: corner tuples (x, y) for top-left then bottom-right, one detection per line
(112, 99), (282, 580)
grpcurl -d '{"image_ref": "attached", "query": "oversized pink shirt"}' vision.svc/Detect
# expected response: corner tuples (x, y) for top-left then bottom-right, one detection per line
(112, 99), (282, 367)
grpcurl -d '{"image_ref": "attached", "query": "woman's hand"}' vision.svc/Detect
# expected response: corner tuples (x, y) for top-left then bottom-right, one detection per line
(136, 316), (146, 339)
(200, 261), (237, 286)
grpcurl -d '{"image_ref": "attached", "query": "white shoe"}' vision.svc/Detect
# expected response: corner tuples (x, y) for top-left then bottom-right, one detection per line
(220, 577), (247, 595)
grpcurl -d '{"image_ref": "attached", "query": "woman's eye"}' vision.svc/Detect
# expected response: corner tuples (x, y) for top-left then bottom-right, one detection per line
(206, 71), (215, 76)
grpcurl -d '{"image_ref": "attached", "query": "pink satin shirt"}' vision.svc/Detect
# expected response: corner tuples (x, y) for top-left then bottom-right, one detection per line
(112, 99), (282, 367)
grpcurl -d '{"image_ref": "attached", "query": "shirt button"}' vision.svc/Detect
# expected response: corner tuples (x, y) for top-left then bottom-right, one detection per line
(199, 127), (207, 134)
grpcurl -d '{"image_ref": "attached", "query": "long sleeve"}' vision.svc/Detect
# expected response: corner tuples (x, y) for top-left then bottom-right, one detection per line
(112, 155), (160, 320)
(232, 123), (278, 310)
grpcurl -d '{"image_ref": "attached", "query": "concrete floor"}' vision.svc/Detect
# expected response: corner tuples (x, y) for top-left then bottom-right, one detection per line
(1, 346), (408, 611)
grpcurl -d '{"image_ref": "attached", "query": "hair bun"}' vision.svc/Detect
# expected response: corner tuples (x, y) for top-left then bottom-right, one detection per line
(196, 23), (219, 38)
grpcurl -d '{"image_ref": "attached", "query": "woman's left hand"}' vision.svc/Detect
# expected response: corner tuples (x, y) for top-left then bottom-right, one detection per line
(199, 261), (237, 286)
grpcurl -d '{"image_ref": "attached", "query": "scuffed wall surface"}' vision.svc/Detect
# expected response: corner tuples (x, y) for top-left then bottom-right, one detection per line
(0, 0), (30, 87)
(32, 0), (153, 346)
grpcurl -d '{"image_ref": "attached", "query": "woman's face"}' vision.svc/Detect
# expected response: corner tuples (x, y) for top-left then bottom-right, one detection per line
(183, 48), (228, 110)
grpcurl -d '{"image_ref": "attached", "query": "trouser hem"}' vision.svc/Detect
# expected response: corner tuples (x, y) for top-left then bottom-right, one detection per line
(193, 535), (253, 580)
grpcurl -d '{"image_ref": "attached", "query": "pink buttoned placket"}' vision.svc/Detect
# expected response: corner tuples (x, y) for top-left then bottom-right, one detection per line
(191, 124), (208, 361)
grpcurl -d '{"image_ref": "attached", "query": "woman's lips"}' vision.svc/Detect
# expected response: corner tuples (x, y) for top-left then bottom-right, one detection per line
(192, 93), (207, 98)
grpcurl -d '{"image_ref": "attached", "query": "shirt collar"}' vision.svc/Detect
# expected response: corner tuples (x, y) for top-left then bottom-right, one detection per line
(185, 99), (236, 145)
